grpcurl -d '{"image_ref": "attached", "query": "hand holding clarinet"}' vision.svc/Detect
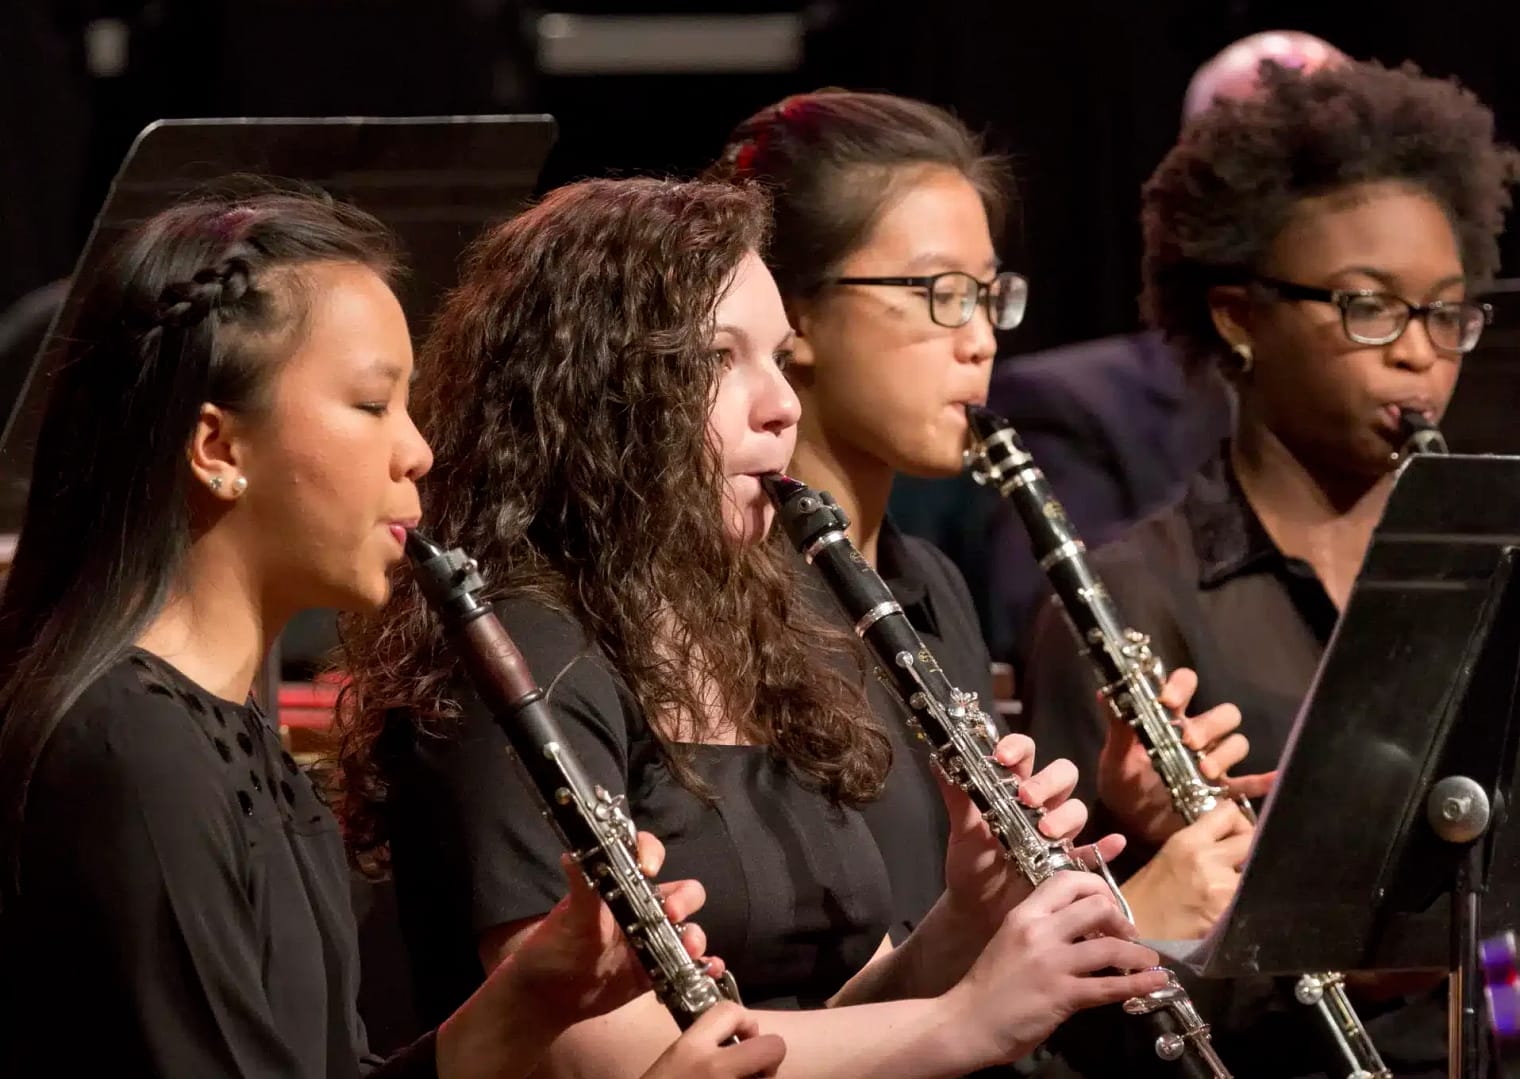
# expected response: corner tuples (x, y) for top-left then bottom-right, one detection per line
(407, 529), (784, 1079)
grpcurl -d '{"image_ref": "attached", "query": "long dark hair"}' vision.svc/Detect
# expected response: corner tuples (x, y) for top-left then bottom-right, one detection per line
(0, 188), (398, 903)
(709, 89), (1012, 302)
(337, 177), (887, 866)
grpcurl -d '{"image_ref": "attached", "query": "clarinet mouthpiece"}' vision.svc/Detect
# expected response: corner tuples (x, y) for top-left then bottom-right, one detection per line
(403, 527), (447, 564)
(404, 528), (487, 622)
(1395, 408), (1449, 457)
(760, 472), (850, 547)
(965, 403), (1009, 442)
(759, 472), (805, 507)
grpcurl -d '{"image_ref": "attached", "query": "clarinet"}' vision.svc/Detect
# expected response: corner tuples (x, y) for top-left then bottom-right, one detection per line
(404, 529), (741, 1031)
(963, 404), (1390, 1079)
(761, 474), (1232, 1078)
(1394, 407), (1448, 459)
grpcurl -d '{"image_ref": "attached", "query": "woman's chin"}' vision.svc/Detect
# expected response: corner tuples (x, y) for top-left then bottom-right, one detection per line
(339, 569), (395, 615)
(900, 445), (968, 480)
(725, 502), (775, 547)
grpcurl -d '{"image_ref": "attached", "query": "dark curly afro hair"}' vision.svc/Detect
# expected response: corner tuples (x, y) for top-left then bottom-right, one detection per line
(1142, 59), (1520, 374)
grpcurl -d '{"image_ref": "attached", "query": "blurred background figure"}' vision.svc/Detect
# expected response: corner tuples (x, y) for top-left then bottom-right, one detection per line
(1182, 29), (1347, 117)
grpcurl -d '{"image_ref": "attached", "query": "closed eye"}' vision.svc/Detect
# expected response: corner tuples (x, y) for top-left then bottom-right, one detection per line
(357, 402), (389, 416)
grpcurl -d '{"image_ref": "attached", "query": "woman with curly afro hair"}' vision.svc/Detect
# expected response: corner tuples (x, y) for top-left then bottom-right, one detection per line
(1021, 58), (1520, 1077)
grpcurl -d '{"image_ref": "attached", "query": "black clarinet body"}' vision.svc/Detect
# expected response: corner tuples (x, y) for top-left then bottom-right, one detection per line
(761, 475), (1232, 1078)
(405, 529), (740, 1031)
(964, 404), (1392, 1079)
(1395, 407), (1449, 458)
(963, 405), (1225, 820)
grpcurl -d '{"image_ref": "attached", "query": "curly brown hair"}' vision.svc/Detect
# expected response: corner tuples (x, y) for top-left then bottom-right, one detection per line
(335, 177), (888, 864)
(1142, 59), (1520, 374)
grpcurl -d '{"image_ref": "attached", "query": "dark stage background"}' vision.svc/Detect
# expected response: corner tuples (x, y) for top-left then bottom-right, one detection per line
(7, 0), (1520, 354)
(7, 1), (1520, 1053)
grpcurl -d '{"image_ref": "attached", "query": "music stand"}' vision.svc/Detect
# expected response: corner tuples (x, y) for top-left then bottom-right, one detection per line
(0, 115), (558, 717)
(1166, 453), (1520, 1078)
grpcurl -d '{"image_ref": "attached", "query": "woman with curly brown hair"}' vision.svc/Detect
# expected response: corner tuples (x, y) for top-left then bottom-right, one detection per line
(337, 175), (1168, 1078)
(1021, 59), (1520, 1076)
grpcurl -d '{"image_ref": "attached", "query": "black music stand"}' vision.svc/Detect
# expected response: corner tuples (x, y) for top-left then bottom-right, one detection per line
(0, 115), (557, 717)
(1165, 453), (1520, 1078)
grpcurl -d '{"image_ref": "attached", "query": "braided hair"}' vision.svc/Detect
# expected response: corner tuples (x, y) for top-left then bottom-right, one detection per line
(150, 259), (253, 328)
(0, 187), (397, 902)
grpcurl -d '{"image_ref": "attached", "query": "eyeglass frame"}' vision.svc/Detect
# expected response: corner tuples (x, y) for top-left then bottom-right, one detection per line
(828, 270), (1029, 330)
(1250, 274), (1493, 354)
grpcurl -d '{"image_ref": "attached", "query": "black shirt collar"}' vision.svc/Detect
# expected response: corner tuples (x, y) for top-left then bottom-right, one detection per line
(1180, 444), (1339, 642)
(1182, 446), (1286, 588)
(789, 517), (942, 639)
(127, 646), (268, 725)
(875, 518), (938, 637)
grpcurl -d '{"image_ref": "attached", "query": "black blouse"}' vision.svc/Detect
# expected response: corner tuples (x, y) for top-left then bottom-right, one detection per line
(385, 596), (895, 1030)
(1020, 449), (1446, 1078)
(819, 519), (998, 943)
(0, 649), (437, 1078)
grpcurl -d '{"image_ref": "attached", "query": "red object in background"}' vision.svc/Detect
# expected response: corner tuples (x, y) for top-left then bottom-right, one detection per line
(279, 672), (344, 729)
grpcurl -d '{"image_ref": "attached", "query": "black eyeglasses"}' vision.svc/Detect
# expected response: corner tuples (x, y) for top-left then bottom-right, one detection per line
(1252, 275), (1492, 355)
(830, 270), (1029, 331)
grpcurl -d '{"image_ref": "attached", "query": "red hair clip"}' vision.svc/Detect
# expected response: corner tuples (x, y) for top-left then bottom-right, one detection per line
(732, 140), (759, 176)
(209, 206), (257, 242)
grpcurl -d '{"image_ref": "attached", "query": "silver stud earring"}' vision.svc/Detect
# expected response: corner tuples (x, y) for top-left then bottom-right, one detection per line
(1233, 342), (1254, 374)
(209, 475), (224, 492)
(231, 475), (248, 496)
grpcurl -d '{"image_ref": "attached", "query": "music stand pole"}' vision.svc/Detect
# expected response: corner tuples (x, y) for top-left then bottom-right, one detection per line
(1427, 777), (1492, 1078)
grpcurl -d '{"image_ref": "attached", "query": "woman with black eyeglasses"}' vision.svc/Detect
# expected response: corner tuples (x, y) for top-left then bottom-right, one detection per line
(710, 89), (1235, 978)
(1020, 60), (1520, 1076)
(710, 93), (1027, 948)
